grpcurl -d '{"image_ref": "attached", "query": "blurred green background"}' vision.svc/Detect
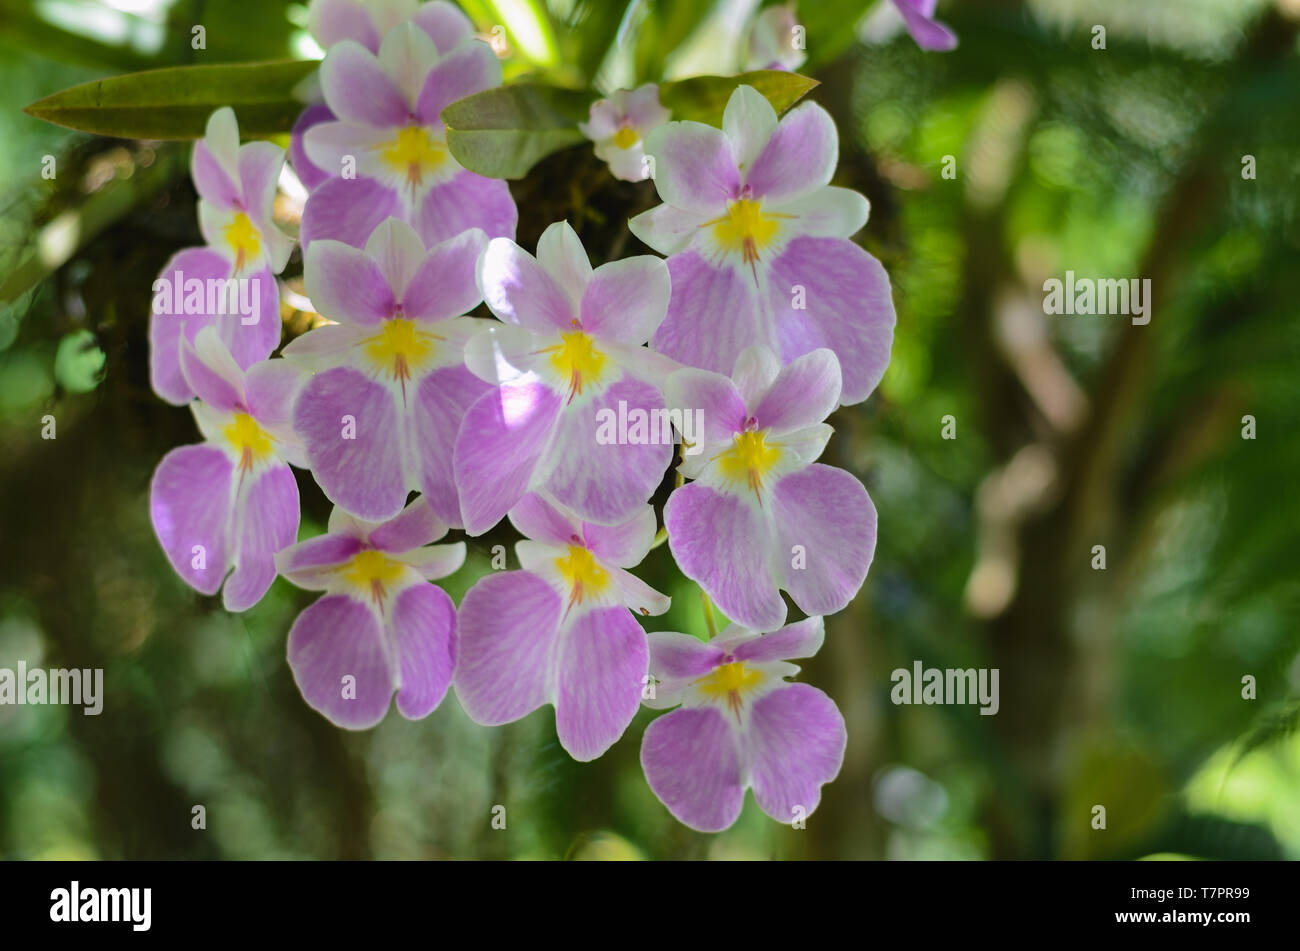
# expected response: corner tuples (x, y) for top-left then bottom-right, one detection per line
(1, 0), (1298, 860)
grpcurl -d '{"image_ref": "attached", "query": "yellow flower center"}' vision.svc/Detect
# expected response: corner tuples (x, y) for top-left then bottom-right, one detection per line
(697, 661), (764, 703)
(364, 318), (434, 390)
(554, 544), (609, 606)
(717, 429), (782, 496)
(611, 125), (639, 149)
(710, 199), (781, 269)
(223, 212), (261, 273)
(342, 549), (407, 604)
(378, 126), (446, 190)
(222, 412), (273, 472)
(548, 330), (606, 400)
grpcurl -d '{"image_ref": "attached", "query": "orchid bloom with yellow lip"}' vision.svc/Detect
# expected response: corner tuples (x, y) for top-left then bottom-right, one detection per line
(454, 493), (669, 761)
(276, 498), (466, 729)
(454, 220), (677, 536)
(149, 107), (294, 406)
(283, 217), (490, 529)
(150, 327), (307, 613)
(629, 84), (896, 406)
(300, 21), (516, 251)
(578, 84), (671, 183)
(663, 345), (878, 632)
(640, 617), (846, 833)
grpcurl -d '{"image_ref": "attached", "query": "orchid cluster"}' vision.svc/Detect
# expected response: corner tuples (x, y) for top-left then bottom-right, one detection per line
(145, 0), (930, 835)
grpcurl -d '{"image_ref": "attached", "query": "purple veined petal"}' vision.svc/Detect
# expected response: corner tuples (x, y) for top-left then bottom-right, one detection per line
(413, 38), (503, 125)
(276, 533), (365, 589)
(744, 101), (838, 205)
(238, 141), (285, 223)
(746, 683), (846, 823)
(191, 139), (240, 209)
(506, 491), (579, 548)
(722, 84), (778, 173)
(767, 185), (869, 240)
(290, 104), (337, 191)
(227, 265), (283, 367)
(301, 119), (392, 185)
(579, 255), (670, 345)
(224, 463), (300, 612)
(393, 540), (466, 580)
(244, 357), (307, 430)
(150, 444), (234, 596)
(541, 376), (674, 526)
(643, 121), (739, 216)
(765, 236), (896, 405)
(149, 247), (231, 404)
(280, 322), (373, 371)
(770, 464), (876, 618)
(647, 630), (726, 680)
(320, 40), (411, 126)
(202, 107), (242, 191)
(640, 706), (745, 832)
(295, 366), (408, 520)
(303, 239), (396, 324)
(554, 605), (648, 761)
(410, 364), (492, 527)
(478, 236), (574, 332)
(731, 616), (825, 664)
(367, 496), (447, 552)
(627, 203), (709, 257)
(454, 380), (565, 535)
(378, 21), (440, 105)
(417, 170), (518, 248)
(581, 504), (656, 568)
(309, 0), (382, 52)
(401, 227), (487, 321)
(288, 593), (394, 729)
(300, 176), (403, 250)
(535, 220), (592, 310)
(664, 367), (747, 445)
(178, 327), (245, 412)
(664, 483), (787, 631)
(730, 344), (783, 409)
(891, 0), (959, 51)
(361, 217), (426, 301)
(609, 565), (671, 617)
(753, 347), (842, 434)
(390, 582), (457, 719)
(412, 0), (476, 53)
(651, 250), (765, 380)
(454, 570), (564, 725)
(622, 82), (671, 131)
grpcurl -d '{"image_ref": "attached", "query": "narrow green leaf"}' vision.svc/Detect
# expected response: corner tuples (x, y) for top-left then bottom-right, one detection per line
(23, 59), (319, 140)
(658, 70), (819, 125)
(442, 83), (592, 180)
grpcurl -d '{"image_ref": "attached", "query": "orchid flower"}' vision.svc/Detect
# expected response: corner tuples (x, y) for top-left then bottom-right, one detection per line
(455, 493), (669, 760)
(150, 107), (293, 405)
(455, 220), (676, 535)
(630, 84), (895, 406)
(890, 0), (958, 52)
(300, 22), (516, 249)
(663, 345), (876, 631)
(578, 84), (671, 183)
(745, 3), (807, 71)
(640, 618), (845, 832)
(284, 217), (489, 526)
(277, 498), (465, 729)
(150, 327), (306, 612)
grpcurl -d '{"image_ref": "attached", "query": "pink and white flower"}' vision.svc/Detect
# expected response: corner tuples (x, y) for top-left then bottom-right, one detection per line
(578, 84), (671, 183)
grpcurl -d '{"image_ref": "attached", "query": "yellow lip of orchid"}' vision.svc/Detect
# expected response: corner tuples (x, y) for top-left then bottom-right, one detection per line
(342, 548), (407, 610)
(222, 411), (274, 475)
(223, 211), (262, 275)
(696, 660), (765, 716)
(715, 427), (783, 498)
(540, 327), (607, 402)
(554, 543), (610, 612)
(376, 126), (447, 196)
(362, 317), (438, 401)
(611, 125), (640, 150)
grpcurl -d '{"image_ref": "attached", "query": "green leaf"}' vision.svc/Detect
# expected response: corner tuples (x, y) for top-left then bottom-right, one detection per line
(442, 83), (592, 180)
(23, 59), (319, 140)
(442, 72), (818, 180)
(658, 70), (819, 125)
